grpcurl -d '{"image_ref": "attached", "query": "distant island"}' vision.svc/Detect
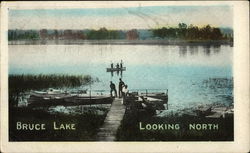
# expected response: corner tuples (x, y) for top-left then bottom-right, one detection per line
(8, 23), (233, 45)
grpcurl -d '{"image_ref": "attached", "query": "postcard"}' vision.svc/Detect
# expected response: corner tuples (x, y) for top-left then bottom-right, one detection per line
(0, 1), (249, 153)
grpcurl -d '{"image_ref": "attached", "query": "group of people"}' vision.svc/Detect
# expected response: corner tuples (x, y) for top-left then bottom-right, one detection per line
(110, 78), (128, 100)
(111, 60), (123, 69)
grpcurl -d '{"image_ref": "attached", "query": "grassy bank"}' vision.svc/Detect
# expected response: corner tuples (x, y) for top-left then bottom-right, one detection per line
(116, 112), (233, 141)
(9, 74), (94, 107)
(8, 74), (110, 141)
(9, 107), (108, 141)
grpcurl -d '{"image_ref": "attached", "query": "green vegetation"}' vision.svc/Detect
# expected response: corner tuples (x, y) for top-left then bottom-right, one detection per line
(9, 74), (92, 91)
(8, 30), (39, 40)
(9, 74), (93, 107)
(86, 27), (122, 40)
(152, 23), (231, 41)
(8, 23), (233, 42)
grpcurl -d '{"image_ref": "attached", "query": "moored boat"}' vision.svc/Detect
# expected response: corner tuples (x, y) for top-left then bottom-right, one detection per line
(124, 92), (168, 117)
(28, 89), (113, 107)
(64, 96), (113, 105)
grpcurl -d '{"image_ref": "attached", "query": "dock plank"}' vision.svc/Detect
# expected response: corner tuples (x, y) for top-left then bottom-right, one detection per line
(96, 98), (125, 141)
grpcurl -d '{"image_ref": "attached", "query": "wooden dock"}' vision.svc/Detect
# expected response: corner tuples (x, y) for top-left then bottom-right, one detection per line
(96, 98), (126, 141)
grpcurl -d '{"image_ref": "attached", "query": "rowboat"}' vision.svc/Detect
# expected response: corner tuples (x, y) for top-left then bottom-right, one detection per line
(64, 96), (113, 105)
(30, 90), (73, 99)
(28, 89), (113, 107)
(28, 90), (76, 107)
(106, 67), (126, 72)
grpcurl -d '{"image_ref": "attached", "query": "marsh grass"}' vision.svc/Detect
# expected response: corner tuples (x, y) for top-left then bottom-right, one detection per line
(9, 74), (92, 91)
(9, 74), (93, 107)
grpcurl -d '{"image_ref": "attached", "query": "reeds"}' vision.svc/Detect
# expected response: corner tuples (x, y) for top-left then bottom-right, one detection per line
(9, 74), (93, 107)
(9, 74), (92, 91)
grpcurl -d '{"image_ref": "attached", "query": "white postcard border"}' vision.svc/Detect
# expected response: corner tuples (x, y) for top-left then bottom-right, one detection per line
(1, 1), (249, 153)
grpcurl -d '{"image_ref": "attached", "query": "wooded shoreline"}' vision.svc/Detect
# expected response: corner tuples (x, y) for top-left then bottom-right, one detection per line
(8, 39), (233, 46)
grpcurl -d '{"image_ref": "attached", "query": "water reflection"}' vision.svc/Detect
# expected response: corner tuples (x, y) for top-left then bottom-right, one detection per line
(203, 45), (211, 56)
(9, 45), (232, 70)
(189, 46), (198, 55)
(178, 45), (221, 57)
(177, 45), (223, 57)
(179, 46), (187, 57)
(213, 45), (221, 54)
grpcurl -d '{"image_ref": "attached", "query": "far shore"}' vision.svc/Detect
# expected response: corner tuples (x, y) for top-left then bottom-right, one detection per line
(8, 39), (233, 46)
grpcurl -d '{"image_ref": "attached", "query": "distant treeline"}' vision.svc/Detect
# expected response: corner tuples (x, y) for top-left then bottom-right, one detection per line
(8, 23), (233, 41)
(9, 74), (93, 107)
(153, 23), (232, 40)
(86, 28), (125, 40)
(8, 28), (133, 41)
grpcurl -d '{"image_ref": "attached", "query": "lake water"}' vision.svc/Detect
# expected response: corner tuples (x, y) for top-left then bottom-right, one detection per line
(9, 44), (233, 110)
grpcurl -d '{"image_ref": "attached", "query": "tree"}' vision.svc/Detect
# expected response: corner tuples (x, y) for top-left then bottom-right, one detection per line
(54, 30), (59, 39)
(126, 29), (139, 40)
(178, 23), (187, 38)
(211, 28), (223, 40)
(200, 25), (212, 40)
(86, 27), (120, 40)
(39, 29), (48, 40)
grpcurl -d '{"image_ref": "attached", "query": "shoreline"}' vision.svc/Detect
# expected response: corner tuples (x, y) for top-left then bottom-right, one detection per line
(8, 39), (233, 46)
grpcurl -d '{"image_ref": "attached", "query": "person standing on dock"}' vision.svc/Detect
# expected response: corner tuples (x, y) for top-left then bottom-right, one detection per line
(122, 85), (129, 105)
(110, 81), (117, 97)
(111, 62), (113, 69)
(116, 63), (119, 69)
(118, 78), (125, 98)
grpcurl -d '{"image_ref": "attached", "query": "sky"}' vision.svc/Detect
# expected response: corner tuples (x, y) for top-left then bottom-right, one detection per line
(9, 5), (233, 30)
